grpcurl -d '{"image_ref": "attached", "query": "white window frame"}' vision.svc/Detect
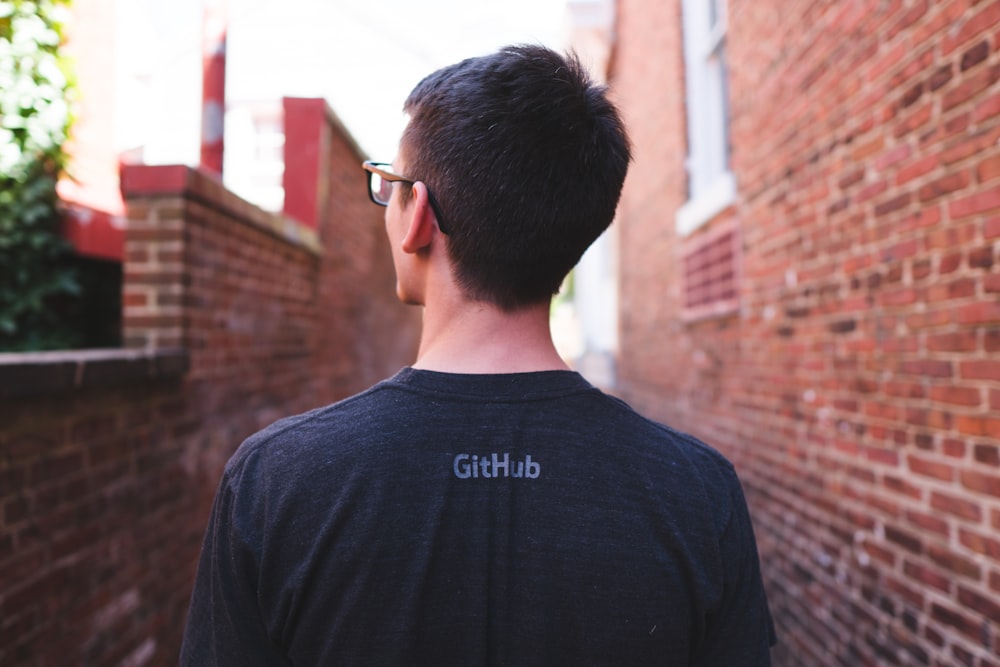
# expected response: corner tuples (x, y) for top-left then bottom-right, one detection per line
(677, 0), (735, 236)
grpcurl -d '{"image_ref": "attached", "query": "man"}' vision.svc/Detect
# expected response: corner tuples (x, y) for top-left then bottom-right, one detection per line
(182, 44), (775, 665)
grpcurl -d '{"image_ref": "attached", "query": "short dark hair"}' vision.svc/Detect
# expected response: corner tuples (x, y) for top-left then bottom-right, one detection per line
(402, 44), (632, 310)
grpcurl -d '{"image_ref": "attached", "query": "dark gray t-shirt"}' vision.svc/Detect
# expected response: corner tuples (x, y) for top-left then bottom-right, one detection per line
(182, 368), (775, 665)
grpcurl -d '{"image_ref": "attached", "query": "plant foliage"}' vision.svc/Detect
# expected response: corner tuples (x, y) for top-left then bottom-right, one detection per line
(0, 0), (79, 351)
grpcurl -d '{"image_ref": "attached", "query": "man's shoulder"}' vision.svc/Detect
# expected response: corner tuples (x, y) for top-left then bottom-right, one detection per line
(599, 392), (736, 474)
(224, 377), (401, 475)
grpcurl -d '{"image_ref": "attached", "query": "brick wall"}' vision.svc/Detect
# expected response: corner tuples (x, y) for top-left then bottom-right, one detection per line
(0, 115), (421, 664)
(612, 0), (1000, 665)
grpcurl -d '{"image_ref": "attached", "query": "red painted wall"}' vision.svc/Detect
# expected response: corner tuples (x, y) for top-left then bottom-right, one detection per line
(282, 97), (328, 229)
(58, 0), (126, 262)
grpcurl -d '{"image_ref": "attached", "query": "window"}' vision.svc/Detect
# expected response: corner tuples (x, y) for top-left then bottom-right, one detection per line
(678, 0), (735, 236)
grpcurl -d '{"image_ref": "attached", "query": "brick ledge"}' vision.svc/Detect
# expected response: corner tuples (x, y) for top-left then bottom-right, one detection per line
(0, 348), (189, 399)
(120, 164), (322, 255)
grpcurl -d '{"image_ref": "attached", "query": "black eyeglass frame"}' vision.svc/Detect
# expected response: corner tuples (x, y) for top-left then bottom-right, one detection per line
(362, 160), (450, 235)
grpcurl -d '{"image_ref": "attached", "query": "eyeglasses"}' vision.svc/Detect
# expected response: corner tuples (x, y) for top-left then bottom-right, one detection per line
(362, 160), (450, 234)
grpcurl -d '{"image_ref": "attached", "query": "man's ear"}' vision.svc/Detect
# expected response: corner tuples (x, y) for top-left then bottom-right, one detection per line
(401, 181), (439, 254)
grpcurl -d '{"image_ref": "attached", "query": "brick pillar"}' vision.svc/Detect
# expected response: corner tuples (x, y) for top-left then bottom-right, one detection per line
(282, 97), (331, 230)
(119, 164), (190, 349)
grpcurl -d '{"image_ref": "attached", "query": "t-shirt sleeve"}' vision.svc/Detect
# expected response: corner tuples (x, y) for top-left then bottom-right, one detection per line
(180, 454), (289, 667)
(691, 469), (777, 666)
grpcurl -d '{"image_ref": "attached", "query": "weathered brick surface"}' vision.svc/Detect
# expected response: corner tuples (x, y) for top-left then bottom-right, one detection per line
(613, 0), (1000, 665)
(0, 116), (420, 665)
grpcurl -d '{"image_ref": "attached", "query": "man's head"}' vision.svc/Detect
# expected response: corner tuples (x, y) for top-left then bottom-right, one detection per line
(398, 44), (631, 311)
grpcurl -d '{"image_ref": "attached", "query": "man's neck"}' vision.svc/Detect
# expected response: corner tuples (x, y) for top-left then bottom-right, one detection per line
(412, 298), (570, 374)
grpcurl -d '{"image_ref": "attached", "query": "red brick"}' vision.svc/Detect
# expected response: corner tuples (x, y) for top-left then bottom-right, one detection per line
(893, 102), (933, 137)
(969, 245), (995, 268)
(986, 273), (1000, 293)
(883, 380), (926, 399)
(961, 360), (1000, 381)
(905, 408), (954, 430)
(960, 469), (1000, 498)
(927, 277), (975, 302)
(974, 443), (1000, 466)
(122, 291), (148, 308)
(954, 415), (1000, 438)
(898, 360), (952, 378)
(903, 559), (951, 594)
(927, 63), (952, 90)
(988, 329), (1000, 352)
(930, 490), (982, 521)
(927, 543), (982, 580)
(918, 172), (970, 202)
(884, 474), (922, 499)
(885, 525), (924, 554)
(863, 445), (899, 466)
(895, 154), (937, 185)
(956, 586), (1000, 622)
(978, 153), (1000, 182)
(926, 331), (977, 353)
(881, 287), (917, 306)
(986, 216), (1000, 240)
(953, 301), (1000, 325)
(928, 220), (978, 249)
(928, 385), (981, 407)
(911, 258), (932, 280)
(959, 528), (1000, 561)
(905, 509), (948, 538)
(960, 40), (990, 72)
(124, 247), (149, 263)
(942, 132), (990, 167)
(876, 144), (912, 169)
(938, 252), (962, 273)
(908, 454), (954, 481)
(942, 438), (965, 459)
(949, 186), (1000, 219)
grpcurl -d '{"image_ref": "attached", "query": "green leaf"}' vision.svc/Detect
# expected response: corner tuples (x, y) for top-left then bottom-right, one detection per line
(0, 0), (79, 351)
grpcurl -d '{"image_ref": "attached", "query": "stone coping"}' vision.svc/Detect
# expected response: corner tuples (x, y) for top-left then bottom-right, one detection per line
(120, 164), (322, 255)
(0, 347), (189, 399)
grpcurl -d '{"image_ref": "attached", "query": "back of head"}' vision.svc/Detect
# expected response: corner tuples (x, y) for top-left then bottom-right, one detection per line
(402, 44), (632, 311)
